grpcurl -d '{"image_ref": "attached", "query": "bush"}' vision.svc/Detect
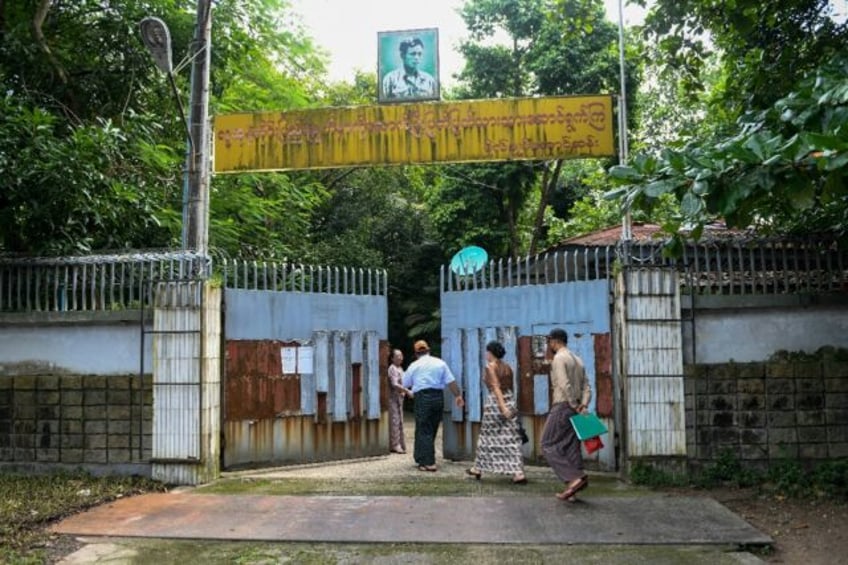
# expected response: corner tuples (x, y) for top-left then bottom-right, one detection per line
(631, 453), (848, 501)
(629, 462), (688, 487)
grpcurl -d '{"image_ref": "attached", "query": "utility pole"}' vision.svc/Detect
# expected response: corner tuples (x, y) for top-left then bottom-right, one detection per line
(184, 0), (213, 257)
(617, 0), (632, 242)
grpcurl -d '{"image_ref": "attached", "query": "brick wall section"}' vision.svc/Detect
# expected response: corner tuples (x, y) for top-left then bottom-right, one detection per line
(684, 360), (848, 468)
(0, 375), (152, 465)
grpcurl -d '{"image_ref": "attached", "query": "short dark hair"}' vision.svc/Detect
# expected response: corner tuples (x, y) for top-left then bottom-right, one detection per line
(547, 328), (568, 344)
(485, 340), (506, 359)
(399, 37), (424, 57)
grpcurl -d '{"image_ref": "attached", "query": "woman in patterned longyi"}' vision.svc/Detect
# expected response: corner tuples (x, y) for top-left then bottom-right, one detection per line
(465, 341), (526, 484)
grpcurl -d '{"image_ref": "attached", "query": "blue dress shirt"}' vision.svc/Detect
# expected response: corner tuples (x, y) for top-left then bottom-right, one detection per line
(402, 354), (456, 393)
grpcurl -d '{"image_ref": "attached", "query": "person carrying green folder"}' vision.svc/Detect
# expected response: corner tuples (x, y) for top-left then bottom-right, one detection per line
(541, 328), (591, 502)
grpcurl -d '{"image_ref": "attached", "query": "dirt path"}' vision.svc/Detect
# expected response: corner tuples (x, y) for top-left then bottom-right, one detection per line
(711, 488), (848, 565)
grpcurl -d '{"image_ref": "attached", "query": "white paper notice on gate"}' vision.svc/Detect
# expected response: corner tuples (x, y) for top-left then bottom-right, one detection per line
(297, 346), (314, 374)
(281, 345), (314, 374)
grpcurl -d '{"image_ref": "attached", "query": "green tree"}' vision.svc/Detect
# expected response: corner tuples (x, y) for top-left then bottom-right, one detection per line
(306, 164), (444, 350)
(443, 0), (638, 257)
(610, 2), (848, 247)
(636, 0), (847, 117)
(609, 54), (848, 247)
(0, 0), (329, 255)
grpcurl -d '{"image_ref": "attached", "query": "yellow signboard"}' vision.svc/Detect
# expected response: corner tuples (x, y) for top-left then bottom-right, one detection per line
(213, 95), (615, 173)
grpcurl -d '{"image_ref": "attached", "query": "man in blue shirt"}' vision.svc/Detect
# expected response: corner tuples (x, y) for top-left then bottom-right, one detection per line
(403, 340), (464, 471)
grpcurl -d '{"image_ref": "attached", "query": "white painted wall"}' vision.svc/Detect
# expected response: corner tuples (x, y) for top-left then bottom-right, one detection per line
(0, 322), (151, 375)
(683, 305), (848, 364)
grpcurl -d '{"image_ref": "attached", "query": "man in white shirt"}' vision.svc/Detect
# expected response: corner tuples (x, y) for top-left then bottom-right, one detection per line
(403, 340), (464, 471)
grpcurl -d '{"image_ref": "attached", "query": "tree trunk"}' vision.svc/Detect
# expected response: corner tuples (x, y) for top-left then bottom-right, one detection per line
(32, 0), (69, 85)
(528, 159), (563, 256)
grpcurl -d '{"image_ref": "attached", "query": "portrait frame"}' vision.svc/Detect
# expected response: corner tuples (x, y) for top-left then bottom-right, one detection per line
(377, 28), (440, 104)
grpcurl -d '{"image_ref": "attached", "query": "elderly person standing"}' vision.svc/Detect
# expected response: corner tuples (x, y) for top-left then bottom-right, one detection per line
(541, 328), (591, 501)
(387, 349), (412, 454)
(403, 340), (465, 472)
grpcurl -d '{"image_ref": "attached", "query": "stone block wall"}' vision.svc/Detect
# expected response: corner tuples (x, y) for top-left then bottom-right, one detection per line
(0, 374), (152, 470)
(684, 360), (848, 469)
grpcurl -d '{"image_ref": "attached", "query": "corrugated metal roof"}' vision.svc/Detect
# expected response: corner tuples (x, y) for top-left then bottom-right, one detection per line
(557, 224), (664, 247)
(550, 222), (750, 249)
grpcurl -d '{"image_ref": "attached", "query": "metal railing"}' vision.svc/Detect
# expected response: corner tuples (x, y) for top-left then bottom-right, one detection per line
(220, 258), (387, 296)
(0, 251), (210, 313)
(622, 237), (848, 296)
(441, 246), (616, 292)
(442, 237), (847, 296)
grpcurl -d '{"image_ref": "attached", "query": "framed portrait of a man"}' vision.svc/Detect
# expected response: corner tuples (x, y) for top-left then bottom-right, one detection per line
(378, 28), (440, 103)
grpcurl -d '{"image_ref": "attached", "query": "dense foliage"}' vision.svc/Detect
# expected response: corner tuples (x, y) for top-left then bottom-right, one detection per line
(0, 0), (324, 255)
(4, 0), (844, 343)
(437, 0), (638, 257)
(610, 55), (848, 248)
(613, 0), (848, 246)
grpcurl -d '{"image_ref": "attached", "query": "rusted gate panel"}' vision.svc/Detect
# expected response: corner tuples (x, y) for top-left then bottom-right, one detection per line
(225, 341), (301, 420)
(221, 270), (388, 469)
(223, 331), (388, 468)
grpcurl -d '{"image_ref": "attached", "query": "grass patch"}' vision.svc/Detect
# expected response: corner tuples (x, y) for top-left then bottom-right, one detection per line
(631, 452), (848, 501)
(0, 471), (165, 564)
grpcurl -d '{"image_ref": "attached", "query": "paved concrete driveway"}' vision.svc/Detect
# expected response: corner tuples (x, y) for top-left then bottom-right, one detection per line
(54, 490), (770, 546)
(52, 418), (771, 563)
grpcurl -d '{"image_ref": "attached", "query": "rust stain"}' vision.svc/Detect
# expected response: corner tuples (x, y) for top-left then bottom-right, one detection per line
(517, 336), (535, 415)
(379, 340), (390, 411)
(225, 340), (301, 421)
(351, 364), (362, 420)
(593, 333), (613, 417)
(316, 392), (328, 424)
(224, 417), (388, 468)
(332, 422), (346, 456)
(224, 338), (390, 469)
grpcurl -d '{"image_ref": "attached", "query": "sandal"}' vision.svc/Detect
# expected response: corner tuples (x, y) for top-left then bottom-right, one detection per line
(418, 464), (437, 472)
(465, 468), (482, 480)
(512, 475), (528, 485)
(555, 475), (588, 501)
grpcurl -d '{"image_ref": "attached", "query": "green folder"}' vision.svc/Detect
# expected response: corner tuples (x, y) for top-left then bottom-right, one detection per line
(570, 413), (608, 440)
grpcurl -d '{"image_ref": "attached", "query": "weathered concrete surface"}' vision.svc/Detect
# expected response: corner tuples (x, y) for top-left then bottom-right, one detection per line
(57, 539), (765, 565)
(53, 491), (770, 546)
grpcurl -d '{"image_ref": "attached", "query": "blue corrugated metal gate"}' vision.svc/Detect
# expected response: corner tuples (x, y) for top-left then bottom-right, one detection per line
(220, 261), (389, 469)
(440, 249), (617, 470)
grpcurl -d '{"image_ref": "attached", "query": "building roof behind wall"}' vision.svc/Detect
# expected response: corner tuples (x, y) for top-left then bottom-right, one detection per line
(556, 224), (663, 247)
(549, 222), (749, 250)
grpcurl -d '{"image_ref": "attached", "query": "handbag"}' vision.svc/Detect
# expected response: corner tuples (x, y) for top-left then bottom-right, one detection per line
(517, 421), (529, 444)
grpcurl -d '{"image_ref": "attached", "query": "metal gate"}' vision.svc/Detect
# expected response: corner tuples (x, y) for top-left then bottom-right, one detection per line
(220, 259), (389, 468)
(440, 247), (617, 470)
